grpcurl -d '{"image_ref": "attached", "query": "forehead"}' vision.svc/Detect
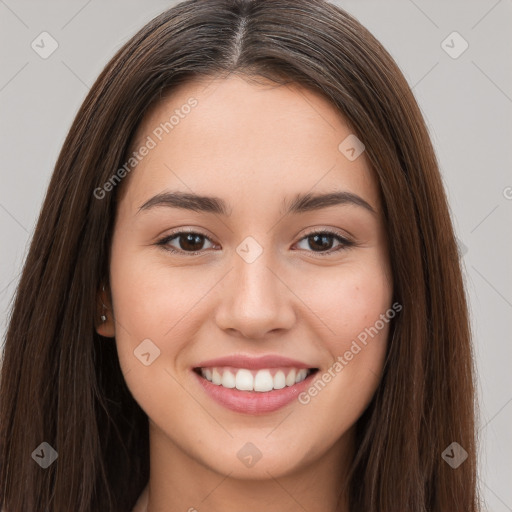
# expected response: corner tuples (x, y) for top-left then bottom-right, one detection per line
(118, 75), (380, 215)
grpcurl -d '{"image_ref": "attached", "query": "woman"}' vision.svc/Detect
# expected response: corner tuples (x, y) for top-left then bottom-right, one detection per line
(0, 0), (480, 510)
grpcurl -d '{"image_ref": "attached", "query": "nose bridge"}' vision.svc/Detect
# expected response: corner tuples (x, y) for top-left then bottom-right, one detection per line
(235, 245), (277, 303)
(214, 237), (295, 337)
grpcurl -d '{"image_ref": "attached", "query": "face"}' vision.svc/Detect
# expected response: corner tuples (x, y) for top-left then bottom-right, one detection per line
(98, 74), (393, 481)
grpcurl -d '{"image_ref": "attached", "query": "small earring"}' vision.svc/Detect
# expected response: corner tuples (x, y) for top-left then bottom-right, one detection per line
(101, 289), (107, 322)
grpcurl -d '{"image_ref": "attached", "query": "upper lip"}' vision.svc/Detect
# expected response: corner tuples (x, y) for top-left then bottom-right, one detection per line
(194, 354), (316, 370)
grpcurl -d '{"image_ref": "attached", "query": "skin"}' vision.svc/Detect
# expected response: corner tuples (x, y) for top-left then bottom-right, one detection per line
(96, 74), (393, 512)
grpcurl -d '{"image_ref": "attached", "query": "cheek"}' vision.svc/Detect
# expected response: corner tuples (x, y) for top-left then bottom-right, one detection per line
(110, 233), (189, 333)
(300, 258), (392, 387)
(108, 240), (218, 372)
(107, 242), (196, 416)
(108, 239), (169, 366)
(302, 257), (392, 344)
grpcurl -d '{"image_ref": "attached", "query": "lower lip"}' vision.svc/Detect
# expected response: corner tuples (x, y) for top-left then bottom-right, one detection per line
(193, 370), (317, 414)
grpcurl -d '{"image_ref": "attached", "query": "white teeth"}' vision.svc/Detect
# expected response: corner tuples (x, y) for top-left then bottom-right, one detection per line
(273, 370), (286, 390)
(235, 369), (253, 391)
(199, 367), (313, 392)
(285, 369), (296, 386)
(295, 369), (308, 383)
(221, 370), (236, 388)
(253, 370), (274, 392)
(212, 368), (222, 385)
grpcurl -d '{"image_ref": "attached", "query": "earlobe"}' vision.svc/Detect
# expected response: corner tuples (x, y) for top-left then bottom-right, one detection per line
(95, 315), (116, 338)
(95, 284), (116, 338)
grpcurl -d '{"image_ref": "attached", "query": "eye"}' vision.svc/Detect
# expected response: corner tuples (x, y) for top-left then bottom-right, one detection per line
(294, 229), (354, 256)
(156, 229), (217, 255)
(156, 228), (354, 256)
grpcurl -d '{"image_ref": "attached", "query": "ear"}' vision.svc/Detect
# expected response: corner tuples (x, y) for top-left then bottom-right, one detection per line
(95, 284), (116, 338)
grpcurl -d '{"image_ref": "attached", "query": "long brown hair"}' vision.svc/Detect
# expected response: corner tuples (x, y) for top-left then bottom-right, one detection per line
(0, 0), (480, 510)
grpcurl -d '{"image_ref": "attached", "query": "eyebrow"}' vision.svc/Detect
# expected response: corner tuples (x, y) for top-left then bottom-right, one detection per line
(137, 190), (376, 216)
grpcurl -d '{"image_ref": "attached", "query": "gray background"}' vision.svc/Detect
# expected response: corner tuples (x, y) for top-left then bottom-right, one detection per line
(0, 1), (511, 510)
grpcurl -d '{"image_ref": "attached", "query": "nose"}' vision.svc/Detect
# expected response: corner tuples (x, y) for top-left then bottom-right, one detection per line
(214, 246), (296, 339)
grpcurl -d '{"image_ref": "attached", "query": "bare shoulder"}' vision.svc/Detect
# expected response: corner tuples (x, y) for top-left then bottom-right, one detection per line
(131, 484), (149, 512)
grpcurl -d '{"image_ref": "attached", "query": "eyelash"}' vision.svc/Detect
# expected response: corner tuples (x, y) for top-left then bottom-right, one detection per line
(155, 228), (355, 257)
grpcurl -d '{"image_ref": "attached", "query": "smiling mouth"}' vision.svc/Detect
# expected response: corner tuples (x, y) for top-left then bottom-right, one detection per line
(193, 366), (319, 393)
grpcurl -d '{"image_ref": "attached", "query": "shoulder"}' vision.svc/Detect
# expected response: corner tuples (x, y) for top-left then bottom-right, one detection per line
(131, 484), (149, 512)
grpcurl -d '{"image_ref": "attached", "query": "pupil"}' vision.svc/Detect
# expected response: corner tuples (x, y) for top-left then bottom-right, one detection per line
(310, 234), (333, 251)
(181, 233), (203, 251)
